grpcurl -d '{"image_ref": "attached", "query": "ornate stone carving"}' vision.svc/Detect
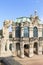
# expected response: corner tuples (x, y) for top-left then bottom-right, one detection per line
(4, 20), (12, 28)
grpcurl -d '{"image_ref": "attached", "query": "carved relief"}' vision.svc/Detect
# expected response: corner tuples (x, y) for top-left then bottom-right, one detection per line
(4, 20), (12, 28)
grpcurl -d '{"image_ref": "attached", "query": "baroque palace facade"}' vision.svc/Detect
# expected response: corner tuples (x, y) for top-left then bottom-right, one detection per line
(0, 11), (43, 58)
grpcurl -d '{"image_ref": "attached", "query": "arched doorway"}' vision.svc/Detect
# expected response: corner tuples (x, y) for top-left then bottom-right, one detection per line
(34, 42), (38, 54)
(16, 43), (20, 56)
(9, 44), (12, 51)
(24, 44), (29, 57)
(5, 44), (7, 51)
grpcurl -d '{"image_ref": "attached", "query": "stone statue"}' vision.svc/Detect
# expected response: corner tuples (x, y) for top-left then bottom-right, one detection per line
(4, 20), (12, 28)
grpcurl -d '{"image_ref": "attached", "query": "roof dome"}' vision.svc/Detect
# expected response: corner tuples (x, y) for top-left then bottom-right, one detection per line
(15, 17), (31, 23)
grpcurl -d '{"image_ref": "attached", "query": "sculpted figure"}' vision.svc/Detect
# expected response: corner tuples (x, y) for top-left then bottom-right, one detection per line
(4, 20), (12, 28)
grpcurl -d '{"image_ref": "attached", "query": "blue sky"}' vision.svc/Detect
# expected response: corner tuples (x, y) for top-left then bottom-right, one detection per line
(0, 0), (43, 29)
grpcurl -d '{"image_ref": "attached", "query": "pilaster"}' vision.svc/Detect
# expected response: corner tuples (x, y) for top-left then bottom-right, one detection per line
(12, 42), (17, 56)
(29, 27), (33, 37)
(12, 26), (15, 38)
(38, 42), (42, 55)
(20, 42), (24, 58)
(29, 43), (34, 57)
(21, 27), (24, 37)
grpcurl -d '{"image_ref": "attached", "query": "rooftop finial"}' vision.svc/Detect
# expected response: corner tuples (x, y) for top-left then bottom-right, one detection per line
(29, 14), (33, 20)
(34, 10), (37, 16)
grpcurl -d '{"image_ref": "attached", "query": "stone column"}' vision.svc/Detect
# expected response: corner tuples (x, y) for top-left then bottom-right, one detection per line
(12, 42), (17, 56)
(3, 26), (9, 39)
(12, 26), (15, 38)
(21, 27), (24, 37)
(38, 28), (42, 37)
(38, 43), (42, 55)
(6, 39), (12, 56)
(20, 47), (24, 58)
(7, 40), (10, 51)
(1, 38), (6, 52)
(29, 44), (34, 57)
(29, 27), (33, 37)
(20, 42), (24, 58)
(1, 43), (5, 53)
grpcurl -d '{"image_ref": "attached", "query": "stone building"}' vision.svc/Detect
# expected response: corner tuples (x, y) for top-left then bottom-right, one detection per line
(0, 11), (43, 58)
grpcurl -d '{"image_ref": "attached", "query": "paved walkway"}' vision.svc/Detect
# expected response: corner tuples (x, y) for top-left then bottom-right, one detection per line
(0, 55), (43, 65)
(13, 55), (43, 65)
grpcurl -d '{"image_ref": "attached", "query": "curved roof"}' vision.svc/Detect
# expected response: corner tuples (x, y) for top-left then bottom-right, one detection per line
(15, 17), (31, 23)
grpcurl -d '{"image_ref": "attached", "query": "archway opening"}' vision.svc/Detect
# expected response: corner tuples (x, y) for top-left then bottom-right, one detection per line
(42, 47), (43, 54)
(9, 26), (12, 38)
(5, 44), (7, 51)
(34, 42), (38, 54)
(24, 44), (29, 57)
(16, 43), (20, 56)
(9, 44), (12, 51)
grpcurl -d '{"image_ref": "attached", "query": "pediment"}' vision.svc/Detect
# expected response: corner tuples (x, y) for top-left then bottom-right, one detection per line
(32, 17), (40, 25)
(23, 21), (30, 26)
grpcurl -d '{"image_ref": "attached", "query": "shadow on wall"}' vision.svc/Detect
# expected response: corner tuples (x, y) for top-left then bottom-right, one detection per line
(33, 42), (38, 54)
(24, 44), (29, 57)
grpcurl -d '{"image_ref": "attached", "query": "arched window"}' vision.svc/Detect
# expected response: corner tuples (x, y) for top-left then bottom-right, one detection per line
(16, 26), (20, 38)
(24, 27), (29, 37)
(33, 27), (38, 37)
